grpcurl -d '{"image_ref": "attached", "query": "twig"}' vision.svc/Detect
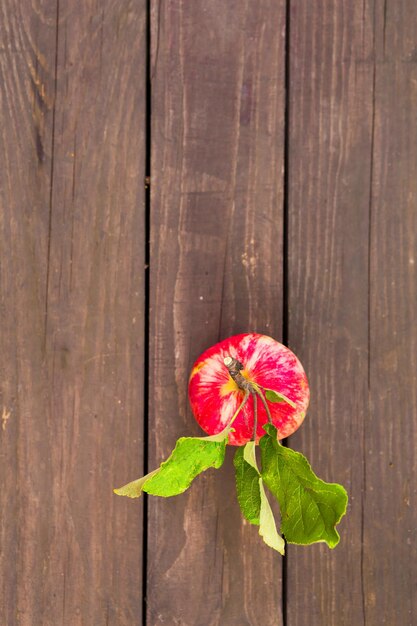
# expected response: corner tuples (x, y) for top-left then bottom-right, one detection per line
(252, 392), (258, 441)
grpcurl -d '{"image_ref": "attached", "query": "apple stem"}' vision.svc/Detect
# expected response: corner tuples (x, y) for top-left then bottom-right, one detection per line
(252, 393), (258, 441)
(255, 389), (273, 424)
(228, 389), (250, 429)
(223, 356), (253, 393)
(223, 355), (273, 426)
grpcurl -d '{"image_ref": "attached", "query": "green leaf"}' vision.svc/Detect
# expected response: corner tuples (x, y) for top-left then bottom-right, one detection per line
(114, 425), (231, 499)
(259, 480), (285, 555)
(113, 469), (160, 498)
(234, 446), (261, 525)
(198, 423), (234, 442)
(243, 440), (259, 470)
(260, 424), (348, 548)
(264, 388), (296, 409)
(144, 436), (227, 497)
(234, 443), (285, 555)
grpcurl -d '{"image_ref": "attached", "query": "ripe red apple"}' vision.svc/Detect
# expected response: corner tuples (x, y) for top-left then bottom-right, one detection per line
(188, 333), (309, 446)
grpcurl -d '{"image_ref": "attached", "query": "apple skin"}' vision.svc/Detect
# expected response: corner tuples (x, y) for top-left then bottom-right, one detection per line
(188, 333), (310, 446)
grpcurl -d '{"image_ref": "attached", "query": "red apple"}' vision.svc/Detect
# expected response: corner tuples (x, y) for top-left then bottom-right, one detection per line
(188, 333), (309, 446)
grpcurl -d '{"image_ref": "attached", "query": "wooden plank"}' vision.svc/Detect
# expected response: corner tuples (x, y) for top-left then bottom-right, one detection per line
(148, 1), (286, 624)
(285, 3), (374, 625)
(366, 2), (417, 623)
(0, 1), (146, 624)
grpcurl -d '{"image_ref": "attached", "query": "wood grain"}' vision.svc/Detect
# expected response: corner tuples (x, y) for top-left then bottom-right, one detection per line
(2, 0), (416, 623)
(285, 2), (374, 625)
(365, 2), (417, 623)
(148, 1), (286, 624)
(287, 1), (417, 625)
(0, 1), (146, 624)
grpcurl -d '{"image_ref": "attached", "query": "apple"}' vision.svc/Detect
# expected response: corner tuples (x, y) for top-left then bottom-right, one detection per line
(188, 333), (310, 446)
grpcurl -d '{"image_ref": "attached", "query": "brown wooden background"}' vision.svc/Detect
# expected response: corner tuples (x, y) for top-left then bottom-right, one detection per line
(1, 1), (416, 625)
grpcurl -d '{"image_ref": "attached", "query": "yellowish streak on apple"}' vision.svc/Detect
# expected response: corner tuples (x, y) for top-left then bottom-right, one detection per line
(189, 360), (206, 380)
